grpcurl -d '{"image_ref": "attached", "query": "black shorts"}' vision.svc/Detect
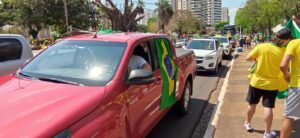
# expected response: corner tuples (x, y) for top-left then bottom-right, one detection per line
(246, 85), (278, 108)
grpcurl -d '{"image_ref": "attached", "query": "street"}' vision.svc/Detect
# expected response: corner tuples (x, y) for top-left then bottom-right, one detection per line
(148, 58), (232, 138)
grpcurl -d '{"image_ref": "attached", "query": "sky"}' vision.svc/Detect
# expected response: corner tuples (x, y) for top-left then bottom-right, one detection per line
(222, 0), (246, 25)
(111, 0), (246, 25)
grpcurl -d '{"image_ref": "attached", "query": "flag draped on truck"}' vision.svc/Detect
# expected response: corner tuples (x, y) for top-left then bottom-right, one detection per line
(155, 38), (178, 109)
(286, 19), (300, 38)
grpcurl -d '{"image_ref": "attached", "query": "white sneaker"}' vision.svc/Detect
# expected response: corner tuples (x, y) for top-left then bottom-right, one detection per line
(244, 123), (254, 132)
(263, 131), (276, 138)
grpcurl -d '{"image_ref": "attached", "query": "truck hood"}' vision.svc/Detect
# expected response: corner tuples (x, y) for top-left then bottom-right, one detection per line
(192, 49), (216, 57)
(0, 76), (105, 137)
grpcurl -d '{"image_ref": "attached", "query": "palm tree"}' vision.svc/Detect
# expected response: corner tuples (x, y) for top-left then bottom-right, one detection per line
(156, 0), (173, 33)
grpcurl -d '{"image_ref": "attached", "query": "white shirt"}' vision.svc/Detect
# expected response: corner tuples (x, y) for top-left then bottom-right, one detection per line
(129, 55), (147, 70)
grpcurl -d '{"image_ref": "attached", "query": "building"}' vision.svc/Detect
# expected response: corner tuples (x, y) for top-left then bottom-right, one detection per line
(171, 0), (189, 10)
(205, 0), (222, 25)
(171, 0), (222, 25)
(222, 7), (230, 22)
(188, 0), (204, 21)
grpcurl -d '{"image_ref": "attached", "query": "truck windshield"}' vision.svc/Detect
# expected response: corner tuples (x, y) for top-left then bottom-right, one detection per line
(20, 40), (126, 86)
(187, 40), (214, 50)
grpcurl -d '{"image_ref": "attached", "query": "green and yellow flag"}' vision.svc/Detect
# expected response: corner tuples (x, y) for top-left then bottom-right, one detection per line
(155, 39), (178, 109)
(286, 19), (300, 38)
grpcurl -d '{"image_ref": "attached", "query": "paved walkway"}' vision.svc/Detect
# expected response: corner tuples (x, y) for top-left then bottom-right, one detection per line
(214, 48), (300, 138)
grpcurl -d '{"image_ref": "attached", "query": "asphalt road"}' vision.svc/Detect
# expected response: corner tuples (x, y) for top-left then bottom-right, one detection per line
(147, 59), (231, 138)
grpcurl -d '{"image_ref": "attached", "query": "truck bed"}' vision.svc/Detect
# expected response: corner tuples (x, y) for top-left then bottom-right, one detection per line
(175, 48), (194, 58)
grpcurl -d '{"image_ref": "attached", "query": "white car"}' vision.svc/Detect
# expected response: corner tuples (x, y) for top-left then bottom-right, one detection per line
(0, 34), (33, 76)
(176, 39), (188, 48)
(213, 36), (233, 58)
(186, 38), (223, 74)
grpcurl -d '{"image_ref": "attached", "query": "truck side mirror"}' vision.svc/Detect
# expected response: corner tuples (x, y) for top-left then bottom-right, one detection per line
(128, 69), (156, 85)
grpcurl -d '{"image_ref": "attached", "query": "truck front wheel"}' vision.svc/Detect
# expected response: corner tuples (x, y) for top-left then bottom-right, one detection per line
(175, 81), (191, 116)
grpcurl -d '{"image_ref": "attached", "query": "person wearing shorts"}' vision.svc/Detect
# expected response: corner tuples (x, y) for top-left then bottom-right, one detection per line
(245, 28), (292, 138)
(280, 35), (300, 138)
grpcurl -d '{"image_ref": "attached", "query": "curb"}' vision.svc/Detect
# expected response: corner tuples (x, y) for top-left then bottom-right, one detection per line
(203, 50), (239, 138)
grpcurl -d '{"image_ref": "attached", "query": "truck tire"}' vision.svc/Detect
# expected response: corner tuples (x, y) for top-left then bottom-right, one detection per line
(175, 81), (191, 116)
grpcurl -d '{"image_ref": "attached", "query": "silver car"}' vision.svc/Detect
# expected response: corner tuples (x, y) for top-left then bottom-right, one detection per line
(0, 34), (33, 76)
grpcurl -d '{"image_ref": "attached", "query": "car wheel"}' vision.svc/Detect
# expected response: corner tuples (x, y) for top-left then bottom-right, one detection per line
(175, 81), (191, 116)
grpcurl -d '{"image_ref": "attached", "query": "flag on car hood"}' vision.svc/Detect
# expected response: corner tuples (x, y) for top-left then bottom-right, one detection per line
(155, 38), (178, 109)
(286, 19), (300, 38)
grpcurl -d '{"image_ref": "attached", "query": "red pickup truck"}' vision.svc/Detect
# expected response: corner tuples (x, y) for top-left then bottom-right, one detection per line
(0, 33), (196, 137)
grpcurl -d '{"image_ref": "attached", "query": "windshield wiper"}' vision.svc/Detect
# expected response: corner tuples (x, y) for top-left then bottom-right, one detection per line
(18, 72), (36, 79)
(38, 77), (84, 86)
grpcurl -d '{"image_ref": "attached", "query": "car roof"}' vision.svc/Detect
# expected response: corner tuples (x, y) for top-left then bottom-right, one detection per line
(191, 38), (214, 41)
(64, 32), (167, 43)
(0, 34), (24, 37)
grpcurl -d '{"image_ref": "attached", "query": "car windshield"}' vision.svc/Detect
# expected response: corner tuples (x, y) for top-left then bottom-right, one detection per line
(187, 40), (215, 50)
(20, 40), (126, 86)
(178, 39), (187, 42)
(214, 37), (228, 43)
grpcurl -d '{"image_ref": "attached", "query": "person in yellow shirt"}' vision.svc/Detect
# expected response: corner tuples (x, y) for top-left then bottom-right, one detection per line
(280, 38), (300, 138)
(244, 28), (292, 138)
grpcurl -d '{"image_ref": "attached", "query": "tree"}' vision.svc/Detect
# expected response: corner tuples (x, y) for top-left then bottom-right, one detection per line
(0, 0), (98, 37)
(147, 17), (159, 33)
(235, 0), (282, 33)
(93, 0), (144, 31)
(166, 10), (200, 35)
(156, 0), (173, 33)
(215, 21), (229, 31)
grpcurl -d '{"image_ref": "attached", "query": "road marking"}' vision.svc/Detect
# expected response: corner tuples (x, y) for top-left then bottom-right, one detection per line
(211, 50), (238, 126)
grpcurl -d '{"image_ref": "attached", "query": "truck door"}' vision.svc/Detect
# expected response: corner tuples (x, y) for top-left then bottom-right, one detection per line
(125, 39), (164, 137)
(0, 38), (23, 76)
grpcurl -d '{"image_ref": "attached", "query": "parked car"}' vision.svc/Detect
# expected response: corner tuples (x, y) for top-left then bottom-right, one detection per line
(0, 34), (33, 76)
(0, 33), (196, 137)
(213, 36), (233, 58)
(176, 39), (188, 48)
(186, 38), (223, 74)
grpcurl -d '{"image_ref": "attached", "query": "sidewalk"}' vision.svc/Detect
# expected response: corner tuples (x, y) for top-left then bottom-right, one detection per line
(214, 48), (300, 138)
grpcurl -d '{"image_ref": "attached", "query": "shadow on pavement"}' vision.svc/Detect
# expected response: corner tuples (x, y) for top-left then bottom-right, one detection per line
(147, 99), (216, 138)
(196, 65), (230, 79)
(291, 120), (300, 138)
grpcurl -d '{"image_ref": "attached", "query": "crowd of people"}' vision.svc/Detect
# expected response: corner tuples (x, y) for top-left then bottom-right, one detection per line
(244, 15), (300, 138)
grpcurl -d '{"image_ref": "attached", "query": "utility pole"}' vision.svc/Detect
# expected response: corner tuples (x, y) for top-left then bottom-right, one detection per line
(63, 0), (69, 31)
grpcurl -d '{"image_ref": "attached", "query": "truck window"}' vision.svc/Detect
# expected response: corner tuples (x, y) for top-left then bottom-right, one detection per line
(0, 38), (22, 62)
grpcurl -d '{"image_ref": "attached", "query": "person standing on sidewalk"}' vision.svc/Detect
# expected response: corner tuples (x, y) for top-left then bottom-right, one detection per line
(280, 15), (300, 138)
(244, 28), (292, 138)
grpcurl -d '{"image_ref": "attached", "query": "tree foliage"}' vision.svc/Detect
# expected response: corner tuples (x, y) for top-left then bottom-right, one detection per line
(166, 10), (200, 35)
(0, 0), (98, 37)
(93, 0), (144, 31)
(156, 0), (173, 33)
(147, 17), (159, 33)
(235, 0), (300, 33)
(215, 21), (229, 31)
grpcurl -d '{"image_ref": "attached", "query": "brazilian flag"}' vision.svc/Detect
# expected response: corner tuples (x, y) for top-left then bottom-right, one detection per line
(286, 19), (300, 38)
(155, 39), (178, 109)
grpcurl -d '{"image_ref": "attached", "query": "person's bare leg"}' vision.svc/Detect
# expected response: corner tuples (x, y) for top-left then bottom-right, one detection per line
(264, 107), (273, 134)
(246, 104), (256, 124)
(280, 117), (294, 138)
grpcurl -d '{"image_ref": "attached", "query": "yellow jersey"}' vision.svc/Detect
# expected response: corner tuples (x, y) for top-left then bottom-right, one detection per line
(249, 43), (286, 90)
(285, 39), (300, 87)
